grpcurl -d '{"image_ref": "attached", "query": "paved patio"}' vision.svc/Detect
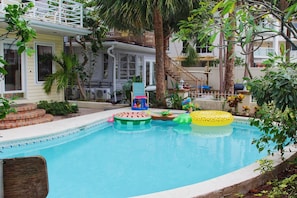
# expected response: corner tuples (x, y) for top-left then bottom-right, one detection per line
(53, 103), (129, 121)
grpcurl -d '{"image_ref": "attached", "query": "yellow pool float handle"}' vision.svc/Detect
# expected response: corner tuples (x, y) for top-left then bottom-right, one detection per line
(190, 110), (234, 126)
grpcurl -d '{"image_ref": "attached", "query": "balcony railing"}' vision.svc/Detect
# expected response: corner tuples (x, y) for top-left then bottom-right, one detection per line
(0, 0), (83, 27)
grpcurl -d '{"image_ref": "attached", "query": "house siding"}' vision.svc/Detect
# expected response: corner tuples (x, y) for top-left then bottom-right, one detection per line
(24, 34), (64, 103)
(0, 32), (65, 104)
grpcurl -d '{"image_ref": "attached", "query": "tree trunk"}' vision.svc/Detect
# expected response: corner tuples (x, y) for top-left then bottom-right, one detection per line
(244, 43), (253, 79)
(153, 7), (166, 105)
(75, 37), (88, 100)
(280, 0), (290, 62)
(224, 12), (236, 93)
(224, 43), (235, 93)
(219, 30), (224, 92)
(163, 27), (171, 96)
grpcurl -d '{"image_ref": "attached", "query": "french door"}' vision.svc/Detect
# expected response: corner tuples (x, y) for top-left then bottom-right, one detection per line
(145, 59), (155, 86)
(2, 43), (24, 98)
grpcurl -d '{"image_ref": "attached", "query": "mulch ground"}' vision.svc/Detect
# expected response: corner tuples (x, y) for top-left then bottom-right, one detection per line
(243, 163), (297, 197)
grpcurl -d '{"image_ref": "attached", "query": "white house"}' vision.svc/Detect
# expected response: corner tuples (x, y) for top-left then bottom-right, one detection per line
(69, 30), (157, 101)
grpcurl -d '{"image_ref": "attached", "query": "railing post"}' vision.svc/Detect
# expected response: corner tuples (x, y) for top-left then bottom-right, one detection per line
(79, 3), (83, 27)
(32, 0), (36, 17)
(58, 0), (62, 24)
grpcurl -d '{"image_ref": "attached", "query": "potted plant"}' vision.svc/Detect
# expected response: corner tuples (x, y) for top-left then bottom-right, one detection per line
(226, 93), (245, 114)
(242, 105), (250, 116)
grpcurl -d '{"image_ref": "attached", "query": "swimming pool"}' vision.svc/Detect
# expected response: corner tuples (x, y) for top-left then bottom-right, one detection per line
(0, 115), (268, 198)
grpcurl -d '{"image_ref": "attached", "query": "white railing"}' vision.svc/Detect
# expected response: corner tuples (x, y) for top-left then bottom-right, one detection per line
(254, 47), (274, 57)
(188, 90), (234, 100)
(0, 0), (83, 27)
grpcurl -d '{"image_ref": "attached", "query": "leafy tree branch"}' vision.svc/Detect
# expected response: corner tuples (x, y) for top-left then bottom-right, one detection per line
(0, 3), (36, 119)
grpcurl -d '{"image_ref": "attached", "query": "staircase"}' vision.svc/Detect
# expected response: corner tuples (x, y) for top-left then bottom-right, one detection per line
(0, 103), (54, 129)
(165, 56), (201, 90)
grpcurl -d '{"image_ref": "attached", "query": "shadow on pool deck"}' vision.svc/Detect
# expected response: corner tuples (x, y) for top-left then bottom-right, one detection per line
(53, 104), (129, 121)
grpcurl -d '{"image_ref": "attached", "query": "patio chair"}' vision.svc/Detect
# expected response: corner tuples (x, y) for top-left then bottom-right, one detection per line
(2, 156), (48, 198)
(131, 82), (149, 110)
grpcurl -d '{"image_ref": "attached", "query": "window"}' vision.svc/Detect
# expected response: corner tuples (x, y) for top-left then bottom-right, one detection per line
(196, 45), (212, 53)
(119, 54), (136, 80)
(4, 43), (22, 91)
(196, 37), (212, 53)
(36, 44), (53, 82)
(182, 41), (188, 54)
(103, 54), (109, 79)
(258, 19), (274, 29)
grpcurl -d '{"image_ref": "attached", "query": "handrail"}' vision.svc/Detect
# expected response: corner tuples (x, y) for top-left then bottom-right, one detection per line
(165, 56), (201, 91)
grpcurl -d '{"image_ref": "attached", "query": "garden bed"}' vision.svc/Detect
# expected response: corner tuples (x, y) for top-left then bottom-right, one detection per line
(244, 162), (297, 197)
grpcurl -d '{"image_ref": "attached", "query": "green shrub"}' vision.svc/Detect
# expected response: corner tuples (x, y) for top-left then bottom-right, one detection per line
(37, 101), (78, 115)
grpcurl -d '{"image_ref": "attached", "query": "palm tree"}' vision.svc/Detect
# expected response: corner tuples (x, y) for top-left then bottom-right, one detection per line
(95, 0), (196, 105)
(43, 53), (79, 100)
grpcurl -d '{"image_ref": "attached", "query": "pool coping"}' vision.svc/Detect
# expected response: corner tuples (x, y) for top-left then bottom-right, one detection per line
(0, 108), (296, 198)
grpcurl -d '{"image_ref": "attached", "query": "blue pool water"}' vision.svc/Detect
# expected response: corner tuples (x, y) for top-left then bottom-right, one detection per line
(0, 120), (266, 198)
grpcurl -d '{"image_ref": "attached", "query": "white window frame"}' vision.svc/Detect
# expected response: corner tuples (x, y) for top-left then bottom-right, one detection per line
(0, 40), (25, 95)
(35, 42), (55, 83)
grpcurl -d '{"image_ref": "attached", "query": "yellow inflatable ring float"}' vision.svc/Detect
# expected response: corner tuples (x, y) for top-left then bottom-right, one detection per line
(190, 110), (234, 126)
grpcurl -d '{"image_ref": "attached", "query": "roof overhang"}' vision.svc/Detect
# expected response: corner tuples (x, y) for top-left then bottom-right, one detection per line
(0, 15), (91, 36)
(103, 41), (155, 54)
(174, 56), (218, 62)
(28, 19), (91, 36)
(65, 41), (156, 54)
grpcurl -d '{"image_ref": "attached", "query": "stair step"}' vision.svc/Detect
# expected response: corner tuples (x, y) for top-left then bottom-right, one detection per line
(13, 103), (37, 112)
(0, 114), (54, 129)
(3, 109), (46, 121)
(0, 103), (54, 129)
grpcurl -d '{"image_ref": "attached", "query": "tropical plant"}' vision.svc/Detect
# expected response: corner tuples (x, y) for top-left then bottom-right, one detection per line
(176, 0), (297, 91)
(167, 91), (183, 110)
(43, 53), (79, 100)
(182, 45), (198, 67)
(37, 100), (78, 115)
(226, 94), (244, 107)
(4, 3), (36, 55)
(254, 159), (274, 175)
(0, 3), (36, 119)
(61, 1), (108, 100)
(242, 105), (250, 113)
(160, 110), (172, 117)
(247, 61), (297, 156)
(175, 0), (236, 92)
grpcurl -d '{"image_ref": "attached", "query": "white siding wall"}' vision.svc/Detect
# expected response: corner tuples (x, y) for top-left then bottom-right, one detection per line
(184, 66), (265, 90)
(17, 33), (64, 104)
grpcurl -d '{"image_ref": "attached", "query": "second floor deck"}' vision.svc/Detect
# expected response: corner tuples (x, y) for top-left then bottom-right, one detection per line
(0, 0), (84, 28)
(105, 29), (156, 48)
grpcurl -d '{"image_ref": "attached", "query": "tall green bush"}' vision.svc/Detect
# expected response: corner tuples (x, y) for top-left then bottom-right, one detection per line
(247, 62), (297, 155)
